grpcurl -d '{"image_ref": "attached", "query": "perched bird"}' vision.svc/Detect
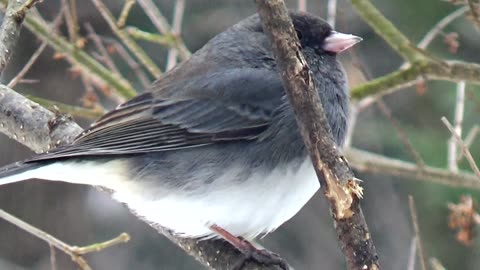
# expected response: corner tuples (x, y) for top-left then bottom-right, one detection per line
(0, 10), (360, 261)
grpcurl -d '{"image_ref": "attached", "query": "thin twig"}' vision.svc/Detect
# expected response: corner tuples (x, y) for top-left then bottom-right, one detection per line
(8, 2), (65, 88)
(117, 0), (136, 28)
(442, 116), (480, 180)
(457, 125), (480, 163)
(126, 26), (177, 46)
(90, 0), (162, 77)
(448, 81), (465, 172)
(467, 0), (480, 31)
(4, 3), (138, 98)
(62, 0), (80, 45)
(7, 41), (47, 88)
(407, 237), (417, 270)
(418, 6), (468, 50)
(430, 258), (447, 270)
(137, 0), (191, 61)
(49, 244), (57, 270)
(107, 38), (151, 88)
(0, 209), (130, 270)
(166, 0), (185, 71)
(85, 23), (121, 76)
(327, 0), (337, 28)
(408, 196), (427, 270)
(28, 95), (105, 119)
(377, 99), (425, 167)
(346, 147), (480, 190)
(343, 103), (358, 148)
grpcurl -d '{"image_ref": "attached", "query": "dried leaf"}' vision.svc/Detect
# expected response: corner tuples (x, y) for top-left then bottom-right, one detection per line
(447, 195), (479, 246)
(443, 32), (459, 54)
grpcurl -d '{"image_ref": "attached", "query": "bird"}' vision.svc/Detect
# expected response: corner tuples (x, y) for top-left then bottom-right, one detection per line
(0, 10), (360, 265)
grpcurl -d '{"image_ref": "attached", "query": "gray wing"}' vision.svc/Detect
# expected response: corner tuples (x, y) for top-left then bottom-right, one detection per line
(29, 68), (284, 161)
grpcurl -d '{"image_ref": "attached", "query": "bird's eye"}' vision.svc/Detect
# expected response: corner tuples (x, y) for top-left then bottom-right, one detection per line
(295, 29), (303, 40)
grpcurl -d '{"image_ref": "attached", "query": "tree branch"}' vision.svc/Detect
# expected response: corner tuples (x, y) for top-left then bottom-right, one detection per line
(255, 0), (380, 269)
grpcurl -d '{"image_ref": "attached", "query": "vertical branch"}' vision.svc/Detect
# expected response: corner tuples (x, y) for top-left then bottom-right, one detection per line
(448, 81), (465, 172)
(408, 196), (427, 270)
(297, 0), (306, 12)
(255, 1), (380, 269)
(327, 0), (337, 27)
(166, 0), (185, 71)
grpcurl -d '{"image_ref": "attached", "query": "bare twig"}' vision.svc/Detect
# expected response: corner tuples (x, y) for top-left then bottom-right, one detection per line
(49, 244), (57, 270)
(166, 0), (185, 71)
(442, 116), (480, 180)
(8, 2), (65, 88)
(90, 0), (162, 77)
(106, 38), (151, 88)
(448, 81), (465, 172)
(117, 0), (136, 28)
(62, 0), (81, 46)
(343, 103), (358, 148)
(327, 0), (337, 28)
(457, 125), (480, 163)
(406, 237), (417, 270)
(0, 209), (129, 270)
(28, 95), (105, 119)
(430, 258), (447, 270)
(408, 196), (427, 270)
(467, 0), (480, 31)
(85, 23), (121, 76)
(255, 0), (379, 269)
(418, 6), (468, 50)
(346, 147), (480, 190)
(377, 99), (425, 167)
(137, 0), (191, 61)
(7, 41), (47, 88)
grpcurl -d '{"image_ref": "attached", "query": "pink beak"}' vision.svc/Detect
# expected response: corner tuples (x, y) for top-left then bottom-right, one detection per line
(323, 31), (362, 53)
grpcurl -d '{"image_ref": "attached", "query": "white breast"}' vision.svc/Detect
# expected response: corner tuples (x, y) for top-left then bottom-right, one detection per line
(113, 158), (320, 239)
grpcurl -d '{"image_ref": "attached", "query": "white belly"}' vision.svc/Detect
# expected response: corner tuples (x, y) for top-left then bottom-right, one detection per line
(113, 158), (320, 239)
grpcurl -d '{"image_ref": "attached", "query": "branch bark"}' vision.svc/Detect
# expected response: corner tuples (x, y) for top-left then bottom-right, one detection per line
(255, 0), (380, 269)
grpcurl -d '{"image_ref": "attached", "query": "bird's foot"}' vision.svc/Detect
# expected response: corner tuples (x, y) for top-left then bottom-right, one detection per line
(232, 237), (288, 270)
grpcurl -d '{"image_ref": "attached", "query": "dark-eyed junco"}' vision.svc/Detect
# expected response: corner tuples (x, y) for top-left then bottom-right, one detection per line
(0, 10), (360, 258)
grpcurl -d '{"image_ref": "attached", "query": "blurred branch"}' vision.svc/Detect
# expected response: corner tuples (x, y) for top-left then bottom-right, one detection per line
(90, 0), (162, 77)
(430, 258), (448, 270)
(166, 0), (185, 71)
(0, 0), (40, 74)
(441, 117), (480, 180)
(417, 6), (468, 50)
(27, 95), (105, 119)
(376, 99), (425, 167)
(350, 0), (427, 62)
(117, 0), (135, 28)
(7, 40), (46, 88)
(467, 0), (480, 31)
(408, 196), (427, 270)
(126, 26), (177, 46)
(346, 148), (480, 190)
(327, 0), (337, 27)
(448, 81), (465, 173)
(0, 209), (130, 270)
(137, 0), (191, 61)
(1, 2), (139, 98)
(350, 60), (480, 99)
(457, 125), (480, 163)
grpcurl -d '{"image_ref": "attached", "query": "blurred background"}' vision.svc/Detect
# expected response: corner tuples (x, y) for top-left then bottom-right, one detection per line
(0, 0), (479, 269)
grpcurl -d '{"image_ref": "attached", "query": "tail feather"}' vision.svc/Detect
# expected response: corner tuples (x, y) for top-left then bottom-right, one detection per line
(0, 161), (46, 185)
(0, 158), (130, 189)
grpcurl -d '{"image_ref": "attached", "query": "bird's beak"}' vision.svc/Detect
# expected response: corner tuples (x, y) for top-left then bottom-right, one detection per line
(323, 31), (362, 53)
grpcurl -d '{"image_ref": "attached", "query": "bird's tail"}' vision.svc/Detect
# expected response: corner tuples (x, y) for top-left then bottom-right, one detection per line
(0, 158), (129, 188)
(0, 161), (47, 185)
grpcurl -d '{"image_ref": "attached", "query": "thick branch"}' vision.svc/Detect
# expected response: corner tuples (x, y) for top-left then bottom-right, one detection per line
(255, 0), (379, 269)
